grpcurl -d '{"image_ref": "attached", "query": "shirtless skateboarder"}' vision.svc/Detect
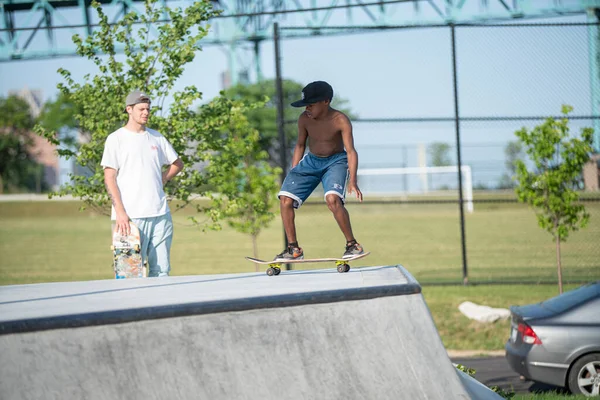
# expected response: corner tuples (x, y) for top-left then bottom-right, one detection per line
(275, 81), (365, 261)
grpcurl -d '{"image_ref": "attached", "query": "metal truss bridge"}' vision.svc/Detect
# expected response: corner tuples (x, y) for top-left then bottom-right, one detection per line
(1, 0), (598, 63)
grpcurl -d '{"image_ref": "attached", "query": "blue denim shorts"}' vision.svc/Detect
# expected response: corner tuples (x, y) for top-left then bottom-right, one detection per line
(278, 152), (349, 209)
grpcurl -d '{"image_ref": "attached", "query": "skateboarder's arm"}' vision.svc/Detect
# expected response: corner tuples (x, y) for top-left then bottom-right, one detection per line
(291, 116), (309, 168)
(340, 115), (363, 202)
(162, 158), (184, 185)
(104, 167), (130, 233)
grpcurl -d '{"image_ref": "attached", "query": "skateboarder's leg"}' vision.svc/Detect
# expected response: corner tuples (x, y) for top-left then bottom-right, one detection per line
(275, 195), (304, 260)
(276, 158), (320, 260)
(280, 196), (298, 244)
(322, 154), (364, 257)
(322, 155), (355, 242)
(325, 194), (355, 242)
(277, 160), (319, 217)
(146, 213), (174, 277)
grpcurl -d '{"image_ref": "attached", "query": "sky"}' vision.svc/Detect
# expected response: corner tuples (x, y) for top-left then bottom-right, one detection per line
(0, 1), (596, 190)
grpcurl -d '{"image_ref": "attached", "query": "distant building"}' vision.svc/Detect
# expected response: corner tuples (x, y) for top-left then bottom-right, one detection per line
(10, 87), (60, 191)
(221, 70), (231, 90)
(9, 87), (44, 118)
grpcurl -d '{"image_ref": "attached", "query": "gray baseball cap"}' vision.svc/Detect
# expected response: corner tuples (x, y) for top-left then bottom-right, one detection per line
(124, 90), (151, 113)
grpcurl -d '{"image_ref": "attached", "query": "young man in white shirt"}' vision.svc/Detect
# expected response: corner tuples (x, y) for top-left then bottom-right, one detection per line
(101, 90), (184, 277)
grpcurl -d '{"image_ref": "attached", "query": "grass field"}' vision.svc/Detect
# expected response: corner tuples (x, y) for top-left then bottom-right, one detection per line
(423, 284), (580, 350)
(0, 198), (598, 351)
(513, 394), (588, 400)
(1, 198), (597, 284)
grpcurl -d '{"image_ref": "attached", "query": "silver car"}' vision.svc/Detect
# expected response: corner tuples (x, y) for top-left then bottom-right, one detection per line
(505, 281), (600, 396)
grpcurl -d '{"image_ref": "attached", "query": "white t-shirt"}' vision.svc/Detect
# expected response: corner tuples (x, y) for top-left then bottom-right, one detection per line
(100, 127), (179, 220)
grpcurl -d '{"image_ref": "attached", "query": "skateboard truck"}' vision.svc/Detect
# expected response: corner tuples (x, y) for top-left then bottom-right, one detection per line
(335, 260), (351, 273)
(266, 264), (282, 276)
(264, 260), (351, 276)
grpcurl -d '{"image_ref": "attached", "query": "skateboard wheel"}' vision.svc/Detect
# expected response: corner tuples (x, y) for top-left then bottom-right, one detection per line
(266, 268), (275, 276)
(337, 263), (350, 273)
(273, 267), (281, 275)
(134, 244), (140, 252)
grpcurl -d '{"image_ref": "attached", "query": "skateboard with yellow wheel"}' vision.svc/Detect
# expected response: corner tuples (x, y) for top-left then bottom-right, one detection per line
(245, 252), (370, 276)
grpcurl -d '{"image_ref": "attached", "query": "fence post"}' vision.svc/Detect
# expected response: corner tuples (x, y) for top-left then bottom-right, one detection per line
(274, 22), (291, 270)
(588, 10), (600, 152)
(450, 24), (469, 285)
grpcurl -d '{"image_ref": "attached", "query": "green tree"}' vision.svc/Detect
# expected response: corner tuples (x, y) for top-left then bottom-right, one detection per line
(34, 0), (279, 231)
(428, 142), (452, 167)
(0, 95), (47, 194)
(514, 105), (594, 294)
(38, 93), (82, 169)
(427, 142), (453, 190)
(38, 92), (79, 132)
(498, 141), (524, 189)
(35, 0), (223, 214)
(199, 97), (281, 264)
(223, 79), (356, 169)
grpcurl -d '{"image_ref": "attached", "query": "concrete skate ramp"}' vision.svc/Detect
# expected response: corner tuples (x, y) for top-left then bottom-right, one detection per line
(0, 266), (494, 399)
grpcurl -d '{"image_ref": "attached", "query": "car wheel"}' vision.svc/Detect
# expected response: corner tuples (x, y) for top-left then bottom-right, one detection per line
(567, 353), (600, 396)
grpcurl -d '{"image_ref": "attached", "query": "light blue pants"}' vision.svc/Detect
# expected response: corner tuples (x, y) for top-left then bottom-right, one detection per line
(113, 213), (174, 277)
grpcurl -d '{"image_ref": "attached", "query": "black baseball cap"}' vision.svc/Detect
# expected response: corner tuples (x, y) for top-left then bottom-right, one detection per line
(290, 81), (334, 107)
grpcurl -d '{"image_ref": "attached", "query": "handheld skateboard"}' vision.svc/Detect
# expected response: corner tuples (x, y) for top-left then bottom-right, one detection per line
(111, 222), (145, 279)
(245, 252), (370, 276)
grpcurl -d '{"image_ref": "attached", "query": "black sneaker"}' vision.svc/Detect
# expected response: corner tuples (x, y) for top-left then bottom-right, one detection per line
(274, 246), (304, 261)
(343, 242), (364, 259)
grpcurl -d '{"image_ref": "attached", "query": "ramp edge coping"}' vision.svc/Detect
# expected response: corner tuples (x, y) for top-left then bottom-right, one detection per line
(0, 265), (421, 335)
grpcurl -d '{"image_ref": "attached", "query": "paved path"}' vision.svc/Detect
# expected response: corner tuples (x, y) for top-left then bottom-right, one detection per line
(452, 355), (569, 395)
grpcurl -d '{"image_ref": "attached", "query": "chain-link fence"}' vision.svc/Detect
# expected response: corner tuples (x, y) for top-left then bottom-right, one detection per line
(275, 21), (600, 284)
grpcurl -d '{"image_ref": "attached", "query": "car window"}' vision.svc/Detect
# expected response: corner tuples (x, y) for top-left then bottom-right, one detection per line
(541, 282), (600, 314)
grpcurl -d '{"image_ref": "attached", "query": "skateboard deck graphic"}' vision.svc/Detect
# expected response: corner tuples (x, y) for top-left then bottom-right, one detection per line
(246, 252), (370, 276)
(111, 222), (145, 279)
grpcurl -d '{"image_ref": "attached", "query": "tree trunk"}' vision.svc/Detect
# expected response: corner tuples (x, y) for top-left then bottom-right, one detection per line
(556, 234), (563, 294)
(0, 174), (3, 194)
(36, 167), (42, 194)
(252, 234), (259, 272)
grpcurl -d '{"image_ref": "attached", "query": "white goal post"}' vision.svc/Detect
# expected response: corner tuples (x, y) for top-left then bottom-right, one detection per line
(357, 166), (474, 213)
